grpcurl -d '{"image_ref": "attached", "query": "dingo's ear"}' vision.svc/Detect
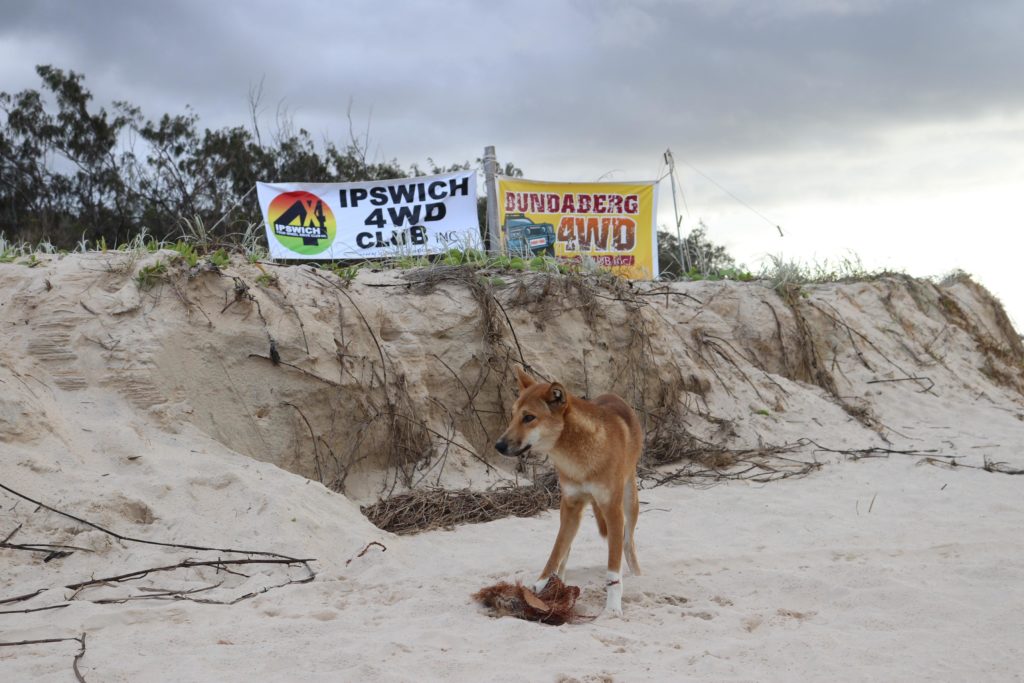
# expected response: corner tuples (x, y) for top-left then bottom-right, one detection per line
(515, 366), (536, 390)
(546, 382), (566, 408)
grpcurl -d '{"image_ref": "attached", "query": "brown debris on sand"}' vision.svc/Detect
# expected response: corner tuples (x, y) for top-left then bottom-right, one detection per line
(362, 472), (560, 535)
(473, 575), (586, 625)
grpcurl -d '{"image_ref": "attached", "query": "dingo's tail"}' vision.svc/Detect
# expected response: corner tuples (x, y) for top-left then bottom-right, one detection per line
(624, 474), (641, 576)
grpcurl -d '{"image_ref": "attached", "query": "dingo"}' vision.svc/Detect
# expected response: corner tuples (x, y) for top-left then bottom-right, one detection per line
(495, 367), (642, 616)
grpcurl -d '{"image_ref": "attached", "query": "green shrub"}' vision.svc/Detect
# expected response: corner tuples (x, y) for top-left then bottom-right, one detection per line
(209, 248), (230, 268)
(136, 260), (168, 289)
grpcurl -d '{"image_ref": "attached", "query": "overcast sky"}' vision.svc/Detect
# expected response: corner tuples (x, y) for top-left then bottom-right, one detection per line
(2, 0), (1022, 327)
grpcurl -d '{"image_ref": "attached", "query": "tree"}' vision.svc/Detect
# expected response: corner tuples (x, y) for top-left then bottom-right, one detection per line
(0, 66), (138, 245)
(657, 221), (738, 278)
(0, 65), (448, 249)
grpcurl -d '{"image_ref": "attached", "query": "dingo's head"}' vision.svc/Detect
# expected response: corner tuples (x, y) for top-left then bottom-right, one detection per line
(494, 367), (567, 457)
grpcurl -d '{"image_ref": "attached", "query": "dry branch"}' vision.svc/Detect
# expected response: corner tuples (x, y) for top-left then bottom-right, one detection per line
(311, 270), (389, 387)
(0, 481), (302, 560)
(866, 376), (936, 393)
(345, 541), (387, 566)
(0, 482), (317, 609)
(285, 401), (323, 483)
(0, 633), (88, 682)
(73, 633), (88, 683)
(641, 443), (820, 489)
(362, 473), (560, 535)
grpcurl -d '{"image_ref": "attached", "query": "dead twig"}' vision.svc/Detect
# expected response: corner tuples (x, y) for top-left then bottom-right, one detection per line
(247, 353), (344, 387)
(431, 353), (491, 443)
(362, 474), (560, 535)
(701, 332), (788, 398)
(0, 633), (88, 682)
(73, 632), (88, 683)
(64, 558), (315, 605)
(0, 482), (318, 608)
(0, 636), (82, 647)
(60, 557), (307, 589)
(641, 441), (820, 489)
(284, 402), (323, 483)
(866, 376), (936, 393)
(390, 412), (496, 475)
(635, 287), (704, 306)
(0, 603), (71, 615)
(3, 523), (22, 543)
(920, 456), (1024, 475)
(0, 589), (45, 606)
(0, 481), (302, 560)
(798, 438), (948, 460)
(491, 294), (526, 368)
(345, 541), (387, 565)
(810, 300), (927, 389)
(310, 270), (388, 388)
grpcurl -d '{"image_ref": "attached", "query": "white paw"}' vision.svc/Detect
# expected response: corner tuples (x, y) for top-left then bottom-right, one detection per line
(532, 576), (552, 594)
(605, 571), (623, 616)
(604, 604), (624, 618)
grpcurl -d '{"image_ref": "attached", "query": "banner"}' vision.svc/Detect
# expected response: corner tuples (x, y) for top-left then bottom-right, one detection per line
(257, 171), (478, 259)
(497, 177), (659, 279)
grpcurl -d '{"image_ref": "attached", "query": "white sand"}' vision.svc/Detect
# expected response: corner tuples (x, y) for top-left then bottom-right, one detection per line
(2, 254), (1022, 681)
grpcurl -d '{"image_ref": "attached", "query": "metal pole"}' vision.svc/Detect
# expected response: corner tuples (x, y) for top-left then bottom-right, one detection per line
(483, 146), (502, 255)
(665, 149), (689, 275)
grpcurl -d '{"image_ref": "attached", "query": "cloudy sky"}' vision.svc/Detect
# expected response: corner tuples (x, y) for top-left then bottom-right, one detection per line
(2, 0), (1022, 327)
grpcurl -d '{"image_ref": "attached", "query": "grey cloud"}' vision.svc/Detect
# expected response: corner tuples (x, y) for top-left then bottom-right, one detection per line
(1, 0), (1022, 175)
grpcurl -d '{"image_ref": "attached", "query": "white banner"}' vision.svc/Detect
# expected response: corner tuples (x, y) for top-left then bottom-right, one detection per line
(257, 171), (478, 259)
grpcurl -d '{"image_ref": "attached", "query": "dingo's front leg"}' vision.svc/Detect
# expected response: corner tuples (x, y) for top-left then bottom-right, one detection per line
(534, 495), (584, 592)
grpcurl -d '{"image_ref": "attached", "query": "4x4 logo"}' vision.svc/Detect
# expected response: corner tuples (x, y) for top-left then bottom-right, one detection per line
(268, 191), (336, 255)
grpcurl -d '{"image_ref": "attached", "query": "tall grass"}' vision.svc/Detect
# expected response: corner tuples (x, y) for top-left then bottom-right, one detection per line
(759, 252), (880, 291)
(0, 222), (601, 292)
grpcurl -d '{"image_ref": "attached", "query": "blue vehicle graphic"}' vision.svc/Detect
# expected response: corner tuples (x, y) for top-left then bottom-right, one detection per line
(503, 213), (556, 257)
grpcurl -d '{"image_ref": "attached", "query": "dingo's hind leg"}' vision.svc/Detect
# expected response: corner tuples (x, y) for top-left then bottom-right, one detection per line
(598, 493), (626, 615)
(592, 501), (608, 537)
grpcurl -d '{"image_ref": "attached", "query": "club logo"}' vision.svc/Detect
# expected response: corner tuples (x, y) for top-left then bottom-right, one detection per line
(267, 191), (336, 255)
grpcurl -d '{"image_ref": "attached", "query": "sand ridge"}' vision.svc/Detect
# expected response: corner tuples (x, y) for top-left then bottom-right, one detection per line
(1, 253), (1022, 680)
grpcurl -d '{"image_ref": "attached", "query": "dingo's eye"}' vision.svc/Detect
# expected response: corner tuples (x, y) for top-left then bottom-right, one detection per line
(522, 414), (535, 424)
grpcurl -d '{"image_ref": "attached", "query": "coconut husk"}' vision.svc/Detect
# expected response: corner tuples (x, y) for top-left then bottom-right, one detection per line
(472, 575), (586, 625)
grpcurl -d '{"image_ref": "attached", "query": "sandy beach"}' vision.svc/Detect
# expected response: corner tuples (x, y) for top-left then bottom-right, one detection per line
(2, 253), (1022, 681)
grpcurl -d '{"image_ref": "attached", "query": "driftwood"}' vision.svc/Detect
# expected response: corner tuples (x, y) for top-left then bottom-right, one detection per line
(0, 481), (316, 608)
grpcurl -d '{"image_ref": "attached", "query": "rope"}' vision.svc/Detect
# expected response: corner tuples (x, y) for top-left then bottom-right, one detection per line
(675, 156), (783, 236)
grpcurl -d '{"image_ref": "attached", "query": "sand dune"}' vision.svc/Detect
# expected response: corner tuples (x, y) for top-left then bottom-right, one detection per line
(2, 253), (1022, 681)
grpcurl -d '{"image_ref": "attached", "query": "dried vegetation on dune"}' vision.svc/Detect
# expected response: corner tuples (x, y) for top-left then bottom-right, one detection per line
(2, 253), (1021, 537)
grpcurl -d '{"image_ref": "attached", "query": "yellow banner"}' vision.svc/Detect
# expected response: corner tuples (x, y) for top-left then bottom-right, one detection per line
(497, 178), (659, 279)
